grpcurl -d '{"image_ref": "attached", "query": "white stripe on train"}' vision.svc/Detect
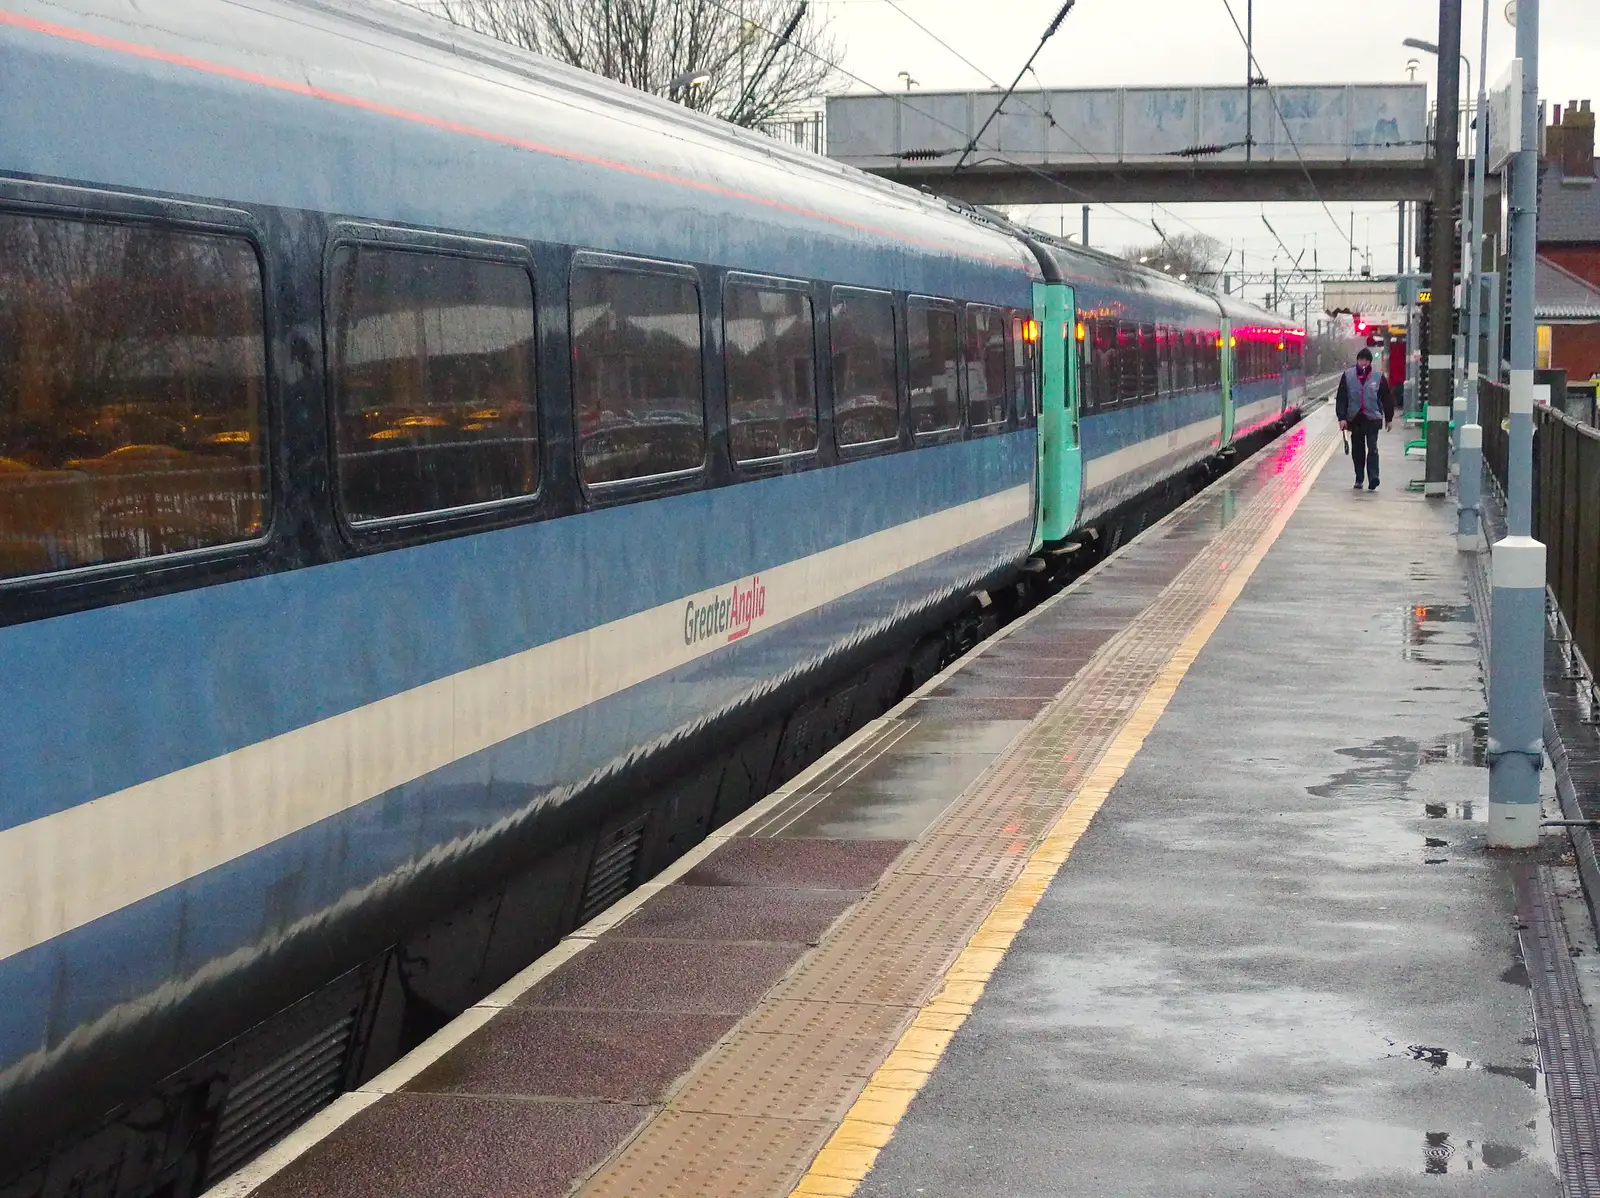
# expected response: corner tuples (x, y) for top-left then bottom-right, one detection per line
(0, 484), (1031, 964)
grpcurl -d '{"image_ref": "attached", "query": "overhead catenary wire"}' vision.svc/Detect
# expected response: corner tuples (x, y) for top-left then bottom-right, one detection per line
(952, 1), (1075, 174)
(694, 0), (1181, 243)
(869, 1), (1224, 251)
(1216, 0), (1360, 256)
(704, 0), (1348, 287)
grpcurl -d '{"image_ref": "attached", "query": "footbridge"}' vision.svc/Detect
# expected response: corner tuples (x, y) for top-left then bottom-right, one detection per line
(825, 84), (1434, 204)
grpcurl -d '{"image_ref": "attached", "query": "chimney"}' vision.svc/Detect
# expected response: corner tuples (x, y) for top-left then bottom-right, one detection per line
(1568, 100), (1597, 180)
(1547, 104), (1566, 166)
(1546, 102), (1596, 179)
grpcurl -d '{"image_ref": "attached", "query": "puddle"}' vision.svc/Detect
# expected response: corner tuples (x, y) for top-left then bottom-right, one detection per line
(1419, 713), (1488, 766)
(1308, 736), (1418, 801)
(1389, 1044), (1539, 1089)
(1401, 602), (1480, 666)
(1254, 1117), (1529, 1178)
(1311, 724), (1488, 817)
(1425, 800), (1483, 821)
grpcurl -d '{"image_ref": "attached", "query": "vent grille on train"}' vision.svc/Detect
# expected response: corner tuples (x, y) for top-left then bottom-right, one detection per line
(206, 1015), (354, 1181)
(578, 815), (647, 925)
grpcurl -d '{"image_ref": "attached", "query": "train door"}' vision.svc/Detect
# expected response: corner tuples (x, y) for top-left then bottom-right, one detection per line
(1278, 334), (1290, 414)
(1033, 280), (1081, 547)
(1220, 317), (1236, 447)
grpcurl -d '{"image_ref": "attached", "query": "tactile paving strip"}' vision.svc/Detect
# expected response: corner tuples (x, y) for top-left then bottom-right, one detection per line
(672, 1001), (915, 1122)
(583, 1111), (834, 1198)
(576, 423), (1336, 1197)
(1514, 864), (1600, 1197)
(767, 873), (1011, 1008)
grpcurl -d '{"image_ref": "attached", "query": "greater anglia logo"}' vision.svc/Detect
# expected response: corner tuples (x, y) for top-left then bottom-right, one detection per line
(684, 575), (768, 646)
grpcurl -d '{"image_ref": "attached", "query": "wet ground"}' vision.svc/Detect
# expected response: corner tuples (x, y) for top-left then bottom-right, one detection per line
(859, 437), (1559, 1196)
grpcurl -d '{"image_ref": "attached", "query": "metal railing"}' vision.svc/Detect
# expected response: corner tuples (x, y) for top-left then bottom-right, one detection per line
(755, 112), (825, 155)
(1532, 406), (1600, 672)
(1482, 379), (1509, 486)
(1483, 380), (1600, 682)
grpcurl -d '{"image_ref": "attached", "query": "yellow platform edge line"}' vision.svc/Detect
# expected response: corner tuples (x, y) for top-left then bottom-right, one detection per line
(786, 430), (1338, 1197)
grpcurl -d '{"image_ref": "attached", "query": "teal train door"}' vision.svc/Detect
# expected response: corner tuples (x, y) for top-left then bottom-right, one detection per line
(1034, 281), (1081, 547)
(1220, 318), (1237, 447)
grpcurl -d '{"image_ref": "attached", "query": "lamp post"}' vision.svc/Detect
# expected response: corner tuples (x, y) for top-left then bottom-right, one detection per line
(1409, 7), (1463, 499)
(1453, 0), (1493, 554)
(1488, 0), (1544, 849)
(1405, 35), (1475, 460)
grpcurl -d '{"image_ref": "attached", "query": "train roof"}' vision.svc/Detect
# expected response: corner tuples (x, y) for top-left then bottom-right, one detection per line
(0, 0), (1038, 297)
(1007, 221), (1304, 333)
(1215, 292), (1305, 334)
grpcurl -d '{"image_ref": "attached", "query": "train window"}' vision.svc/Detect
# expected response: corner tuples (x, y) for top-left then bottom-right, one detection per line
(572, 261), (704, 485)
(1011, 313), (1036, 424)
(1092, 317), (1118, 407)
(830, 287), (898, 447)
(1074, 317), (1095, 412)
(964, 305), (1009, 428)
(0, 213), (267, 580)
(331, 245), (538, 522)
(1114, 321), (1139, 404)
(1180, 331), (1197, 391)
(1156, 327), (1175, 396)
(907, 298), (960, 436)
(725, 280), (817, 463)
(1138, 324), (1159, 401)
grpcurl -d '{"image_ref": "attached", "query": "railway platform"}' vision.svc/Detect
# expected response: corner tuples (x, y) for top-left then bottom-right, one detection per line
(212, 406), (1588, 1198)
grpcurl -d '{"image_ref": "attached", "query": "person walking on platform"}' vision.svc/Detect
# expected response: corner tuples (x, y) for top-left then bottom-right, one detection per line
(1336, 347), (1394, 491)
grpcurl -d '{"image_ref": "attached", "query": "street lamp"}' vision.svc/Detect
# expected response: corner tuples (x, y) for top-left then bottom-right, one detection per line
(668, 69), (711, 102)
(1404, 34), (1476, 400)
(1404, 38), (1472, 154)
(897, 71), (918, 91)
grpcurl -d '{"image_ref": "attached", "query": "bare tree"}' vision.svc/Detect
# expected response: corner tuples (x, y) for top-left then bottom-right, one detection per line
(418, 0), (839, 127)
(1118, 233), (1229, 291)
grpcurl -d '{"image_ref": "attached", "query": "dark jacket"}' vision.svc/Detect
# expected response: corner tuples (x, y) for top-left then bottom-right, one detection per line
(1336, 367), (1395, 425)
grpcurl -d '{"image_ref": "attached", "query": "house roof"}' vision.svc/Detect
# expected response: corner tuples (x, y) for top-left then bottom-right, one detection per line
(1538, 255), (1600, 321)
(1540, 162), (1600, 245)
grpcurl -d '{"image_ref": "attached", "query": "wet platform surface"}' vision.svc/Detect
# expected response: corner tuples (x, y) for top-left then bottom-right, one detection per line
(857, 416), (1556, 1196)
(218, 407), (1566, 1198)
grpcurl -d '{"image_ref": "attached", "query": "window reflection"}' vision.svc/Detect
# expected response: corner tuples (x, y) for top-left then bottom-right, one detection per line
(572, 264), (705, 484)
(907, 300), (960, 435)
(726, 282), (817, 463)
(831, 288), (898, 447)
(1011, 314), (1036, 422)
(0, 213), (267, 579)
(331, 245), (538, 523)
(965, 305), (1009, 427)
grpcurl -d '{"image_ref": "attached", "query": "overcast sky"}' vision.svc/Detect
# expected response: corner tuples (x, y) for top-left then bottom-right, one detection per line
(813, 0), (1599, 311)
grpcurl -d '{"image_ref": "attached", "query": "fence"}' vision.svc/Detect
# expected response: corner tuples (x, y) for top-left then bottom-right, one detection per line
(1482, 380), (1509, 486)
(1533, 405), (1600, 672)
(755, 112), (825, 155)
(1482, 379), (1600, 678)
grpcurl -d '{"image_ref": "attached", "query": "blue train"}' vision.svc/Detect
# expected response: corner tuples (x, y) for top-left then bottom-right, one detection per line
(0, 1), (1307, 1191)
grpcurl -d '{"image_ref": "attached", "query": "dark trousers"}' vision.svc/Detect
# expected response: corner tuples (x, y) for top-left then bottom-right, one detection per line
(1350, 418), (1381, 486)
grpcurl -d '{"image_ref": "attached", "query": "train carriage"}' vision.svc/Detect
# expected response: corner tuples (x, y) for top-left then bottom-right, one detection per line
(0, 2), (1304, 1193)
